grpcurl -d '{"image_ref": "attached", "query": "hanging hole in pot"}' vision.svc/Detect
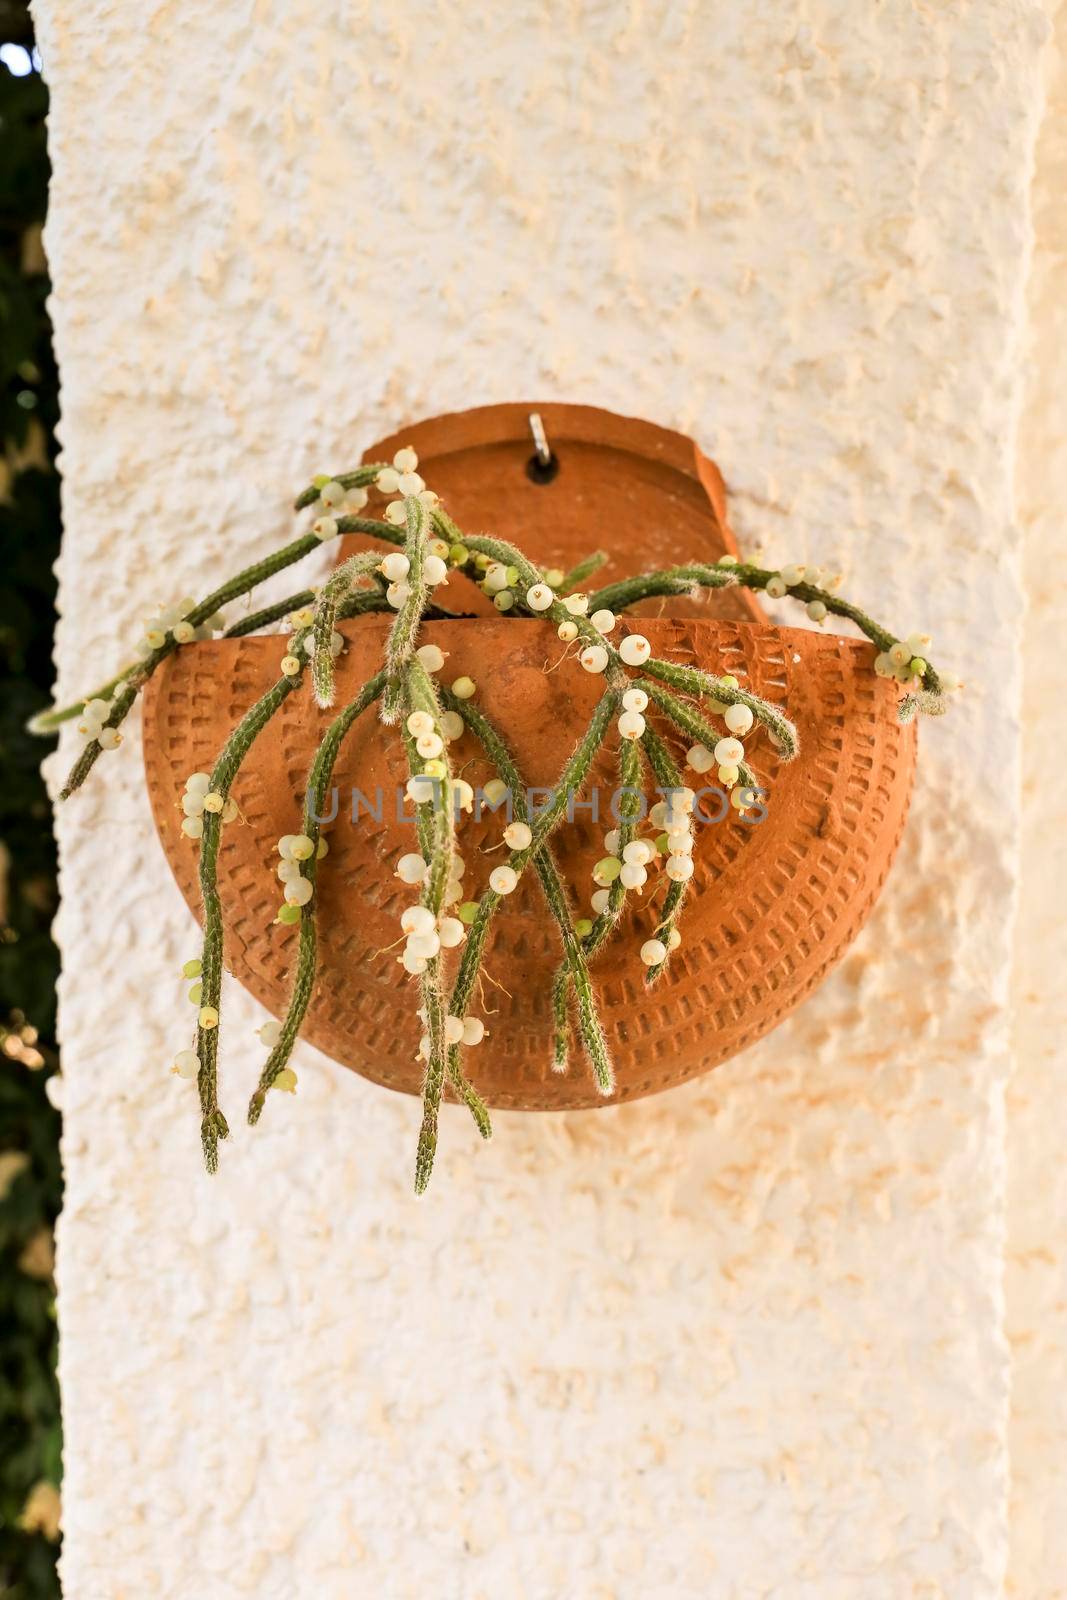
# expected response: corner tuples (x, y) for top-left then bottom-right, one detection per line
(525, 450), (560, 485)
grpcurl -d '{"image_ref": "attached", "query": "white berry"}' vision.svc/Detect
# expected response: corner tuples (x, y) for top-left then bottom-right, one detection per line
(173, 1049), (200, 1079)
(381, 553), (410, 582)
(666, 855), (694, 882)
(623, 839), (653, 866)
(526, 584), (554, 611)
(618, 710), (645, 740)
(619, 634), (650, 666)
(687, 744), (714, 773)
(714, 737), (744, 766)
(396, 853), (429, 885)
(416, 643), (445, 672)
(504, 821), (533, 851)
(724, 704), (754, 735)
(640, 939), (667, 967)
(580, 645), (609, 675)
(622, 688), (648, 713)
(489, 865), (518, 895)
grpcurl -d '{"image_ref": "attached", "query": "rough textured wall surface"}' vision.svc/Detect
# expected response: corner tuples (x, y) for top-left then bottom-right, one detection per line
(1008, 2), (1067, 1593)
(32, 2), (1043, 1596)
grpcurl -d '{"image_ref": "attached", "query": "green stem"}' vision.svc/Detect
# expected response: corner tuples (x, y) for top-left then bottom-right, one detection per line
(639, 659), (799, 760)
(442, 689), (609, 1086)
(293, 462), (387, 511)
(247, 669), (387, 1123)
(195, 656), (309, 1170)
(639, 723), (690, 985)
(383, 496), (429, 724)
(587, 564), (737, 614)
(443, 691), (619, 1109)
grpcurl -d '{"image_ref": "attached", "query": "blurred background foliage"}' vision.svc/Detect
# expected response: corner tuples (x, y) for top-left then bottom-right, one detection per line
(0, 3), (63, 1597)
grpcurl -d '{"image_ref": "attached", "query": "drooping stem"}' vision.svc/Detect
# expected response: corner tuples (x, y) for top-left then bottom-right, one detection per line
(382, 496), (429, 724)
(547, 735), (643, 1062)
(194, 659), (308, 1170)
(311, 552), (384, 709)
(247, 669), (387, 1123)
(587, 564), (739, 614)
(640, 659), (799, 760)
(435, 689), (620, 1149)
(55, 532), (339, 798)
(406, 659), (461, 1195)
(441, 688), (611, 1087)
(639, 722), (690, 985)
(592, 560), (950, 705)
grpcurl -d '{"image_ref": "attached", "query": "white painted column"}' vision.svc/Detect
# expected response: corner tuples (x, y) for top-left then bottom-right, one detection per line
(34, 3), (1046, 1595)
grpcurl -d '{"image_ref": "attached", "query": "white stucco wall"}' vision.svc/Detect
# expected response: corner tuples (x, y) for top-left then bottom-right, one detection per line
(33, 3), (1049, 1596)
(1008, 3), (1067, 1593)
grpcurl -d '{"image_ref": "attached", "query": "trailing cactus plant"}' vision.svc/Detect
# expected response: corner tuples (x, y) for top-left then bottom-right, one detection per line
(34, 446), (959, 1190)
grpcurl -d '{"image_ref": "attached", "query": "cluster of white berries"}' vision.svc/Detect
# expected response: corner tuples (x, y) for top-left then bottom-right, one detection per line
(397, 901), (467, 978)
(76, 691), (122, 748)
(273, 830), (325, 924)
(872, 633), (959, 692)
(416, 1002), (485, 1062)
(587, 783), (696, 924)
(137, 597), (223, 658)
(676, 673), (755, 812)
(180, 771), (238, 839)
(761, 563), (842, 622)
(374, 446), (441, 529)
(310, 474), (372, 542)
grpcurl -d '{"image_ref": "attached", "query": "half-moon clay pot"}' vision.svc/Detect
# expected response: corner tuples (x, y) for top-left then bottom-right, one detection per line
(143, 404), (915, 1111)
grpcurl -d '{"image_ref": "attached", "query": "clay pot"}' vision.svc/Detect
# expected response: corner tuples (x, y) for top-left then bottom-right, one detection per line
(143, 404), (915, 1111)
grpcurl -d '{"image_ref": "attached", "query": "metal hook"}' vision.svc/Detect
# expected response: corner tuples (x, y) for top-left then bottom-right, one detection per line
(528, 412), (551, 469)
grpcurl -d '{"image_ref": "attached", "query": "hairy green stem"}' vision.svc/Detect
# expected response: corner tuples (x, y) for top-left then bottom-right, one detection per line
(382, 496), (429, 724)
(443, 691), (619, 1112)
(441, 689), (610, 1087)
(639, 723), (690, 985)
(640, 659), (799, 760)
(247, 669), (387, 1124)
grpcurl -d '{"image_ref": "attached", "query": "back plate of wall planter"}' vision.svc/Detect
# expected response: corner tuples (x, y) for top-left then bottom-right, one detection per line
(142, 404), (916, 1111)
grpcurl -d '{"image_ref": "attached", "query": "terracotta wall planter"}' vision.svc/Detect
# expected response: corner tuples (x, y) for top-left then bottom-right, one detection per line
(142, 405), (916, 1111)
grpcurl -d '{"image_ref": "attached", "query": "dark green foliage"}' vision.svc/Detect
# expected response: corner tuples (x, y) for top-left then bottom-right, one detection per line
(0, 13), (62, 1598)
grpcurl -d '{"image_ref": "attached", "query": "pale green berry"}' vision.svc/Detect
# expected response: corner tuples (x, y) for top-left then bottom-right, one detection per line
(181, 958), (202, 979)
(173, 1049), (199, 1080)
